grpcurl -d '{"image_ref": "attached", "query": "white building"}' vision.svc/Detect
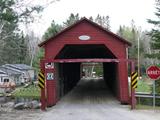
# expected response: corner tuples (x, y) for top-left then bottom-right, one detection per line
(3, 64), (35, 81)
(0, 64), (35, 86)
(0, 70), (12, 93)
(0, 67), (23, 85)
(0, 70), (10, 85)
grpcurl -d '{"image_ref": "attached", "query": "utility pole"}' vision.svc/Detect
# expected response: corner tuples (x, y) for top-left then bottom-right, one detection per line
(137, 35), (140, 78)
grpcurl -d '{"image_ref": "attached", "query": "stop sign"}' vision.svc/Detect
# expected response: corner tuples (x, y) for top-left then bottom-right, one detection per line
(146, 66), (160, 80)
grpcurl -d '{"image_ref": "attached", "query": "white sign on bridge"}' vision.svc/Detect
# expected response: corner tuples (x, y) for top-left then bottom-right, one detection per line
(46, 73), (54, 80)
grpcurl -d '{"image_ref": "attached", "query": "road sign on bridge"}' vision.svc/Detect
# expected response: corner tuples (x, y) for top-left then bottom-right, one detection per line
(146, 65), (160, 80)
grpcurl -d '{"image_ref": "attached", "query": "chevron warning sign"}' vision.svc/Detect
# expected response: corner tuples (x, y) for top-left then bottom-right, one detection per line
(131, 72), (138, 89)
(38, 72), (45, 89)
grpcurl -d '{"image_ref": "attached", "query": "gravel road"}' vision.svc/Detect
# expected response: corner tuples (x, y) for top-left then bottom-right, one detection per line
(1, 78), (160, 120)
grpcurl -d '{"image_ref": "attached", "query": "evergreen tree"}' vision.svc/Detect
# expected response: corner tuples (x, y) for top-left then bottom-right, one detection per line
(147, 0), (160, 96)
(32, 48), (44, 72)
(147, 0), (160, 60)
(18, 34), (28, 63)
(43, 13), (81, 40)
(43, 20), (63, 40)
(0, 0), (45, 65)
(89, 16), (93, 21)
(63, 13), (80, 27)
(95, 14), (110, 30)
(117, 23), (144, 60)
(0, 0), (19, 64)
(95, 14), (102, 26)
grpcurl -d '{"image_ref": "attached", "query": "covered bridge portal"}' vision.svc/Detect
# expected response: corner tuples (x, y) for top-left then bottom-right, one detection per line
(39, 18), (132, 107)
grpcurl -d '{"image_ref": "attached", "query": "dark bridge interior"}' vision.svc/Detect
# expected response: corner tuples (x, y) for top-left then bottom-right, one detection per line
(55, 44), (116, 59)
(55, 44), (118, 100)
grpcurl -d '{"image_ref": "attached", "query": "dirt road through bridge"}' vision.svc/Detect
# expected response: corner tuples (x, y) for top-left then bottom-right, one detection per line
(1, 78), (160, 120)
(40, 78), (160, 120)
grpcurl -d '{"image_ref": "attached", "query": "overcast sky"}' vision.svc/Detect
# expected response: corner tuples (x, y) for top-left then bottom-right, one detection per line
(31, 0), (156, 36)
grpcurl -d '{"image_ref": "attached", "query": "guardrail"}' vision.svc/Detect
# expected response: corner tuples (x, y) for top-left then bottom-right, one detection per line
(135, 92), (160, 98)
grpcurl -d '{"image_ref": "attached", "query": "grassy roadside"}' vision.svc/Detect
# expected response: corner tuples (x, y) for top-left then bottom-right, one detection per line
(136, 79), (151, 93)
(136, 104), (160, 110)
(12, 84), (40, 99)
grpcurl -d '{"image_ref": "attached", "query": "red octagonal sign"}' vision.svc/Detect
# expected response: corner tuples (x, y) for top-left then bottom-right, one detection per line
(146, 65), (160, 80)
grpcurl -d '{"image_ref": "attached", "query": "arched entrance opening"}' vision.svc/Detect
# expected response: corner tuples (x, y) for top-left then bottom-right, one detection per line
(54, 44), (118, 99)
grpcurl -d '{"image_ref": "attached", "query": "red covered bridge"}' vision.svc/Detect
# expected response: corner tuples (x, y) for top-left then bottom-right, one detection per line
(39, 18), (133, 108)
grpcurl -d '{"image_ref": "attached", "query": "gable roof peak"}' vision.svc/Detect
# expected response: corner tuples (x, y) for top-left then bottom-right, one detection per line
(39, 17), (131, 47)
